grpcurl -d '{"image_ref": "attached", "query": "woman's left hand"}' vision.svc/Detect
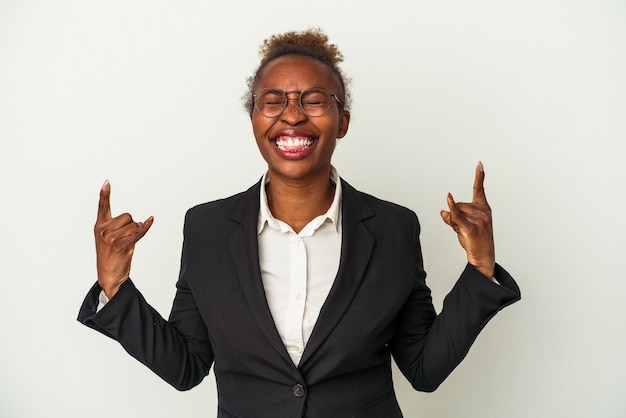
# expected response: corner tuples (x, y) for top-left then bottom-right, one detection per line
(440, 162), (495, 278)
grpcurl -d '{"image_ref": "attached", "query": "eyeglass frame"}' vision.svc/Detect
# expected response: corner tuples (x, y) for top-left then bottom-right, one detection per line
(252, 87), (344, 118)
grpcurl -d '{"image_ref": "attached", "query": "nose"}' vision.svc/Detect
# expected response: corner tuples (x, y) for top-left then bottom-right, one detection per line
(281, 95), (306, 125)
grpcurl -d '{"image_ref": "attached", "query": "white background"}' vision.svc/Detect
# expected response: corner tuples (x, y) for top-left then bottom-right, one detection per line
(1, 1), (625, 417)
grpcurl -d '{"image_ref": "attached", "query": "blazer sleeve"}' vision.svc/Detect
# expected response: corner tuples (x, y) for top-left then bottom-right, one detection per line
(77, 220), (214, 391)
(389, 215), (521, 392)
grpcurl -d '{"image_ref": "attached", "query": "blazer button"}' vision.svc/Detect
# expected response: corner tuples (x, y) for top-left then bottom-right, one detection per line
(292, 384), (305, 398)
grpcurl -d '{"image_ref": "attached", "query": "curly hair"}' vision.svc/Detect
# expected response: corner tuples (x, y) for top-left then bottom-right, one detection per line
(244, 28), (351, 114)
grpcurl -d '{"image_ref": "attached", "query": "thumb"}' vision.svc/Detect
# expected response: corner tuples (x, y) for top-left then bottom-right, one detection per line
(440, 210), (451, 226)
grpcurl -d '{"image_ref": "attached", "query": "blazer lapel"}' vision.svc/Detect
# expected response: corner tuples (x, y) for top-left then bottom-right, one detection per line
(299, 180), (376, 367)
(228, 181), (294, 368)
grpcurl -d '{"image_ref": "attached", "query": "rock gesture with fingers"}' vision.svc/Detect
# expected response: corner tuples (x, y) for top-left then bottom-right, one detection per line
(440, 162), (495, 278)
(94, 180), (154, 299)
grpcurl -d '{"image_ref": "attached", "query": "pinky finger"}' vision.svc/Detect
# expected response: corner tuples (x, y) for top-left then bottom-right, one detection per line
(447, 193), (458, 213)
(133, 216), (155, 242)
(139, 216), (154, 234)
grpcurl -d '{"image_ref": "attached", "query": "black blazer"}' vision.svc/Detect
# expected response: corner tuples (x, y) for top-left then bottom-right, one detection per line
(78, 179), (520, 418)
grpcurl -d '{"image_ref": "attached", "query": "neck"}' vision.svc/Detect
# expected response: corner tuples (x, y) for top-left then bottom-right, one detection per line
(266, 169), (335, 233)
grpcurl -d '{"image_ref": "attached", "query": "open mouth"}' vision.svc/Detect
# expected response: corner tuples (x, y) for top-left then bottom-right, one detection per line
(274, 136), (316, 153)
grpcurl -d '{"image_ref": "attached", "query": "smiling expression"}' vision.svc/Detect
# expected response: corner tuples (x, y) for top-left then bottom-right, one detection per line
(250, 55), (350, 183)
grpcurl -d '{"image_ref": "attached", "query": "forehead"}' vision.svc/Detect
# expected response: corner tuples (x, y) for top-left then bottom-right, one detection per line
(254, 55), (340, 92)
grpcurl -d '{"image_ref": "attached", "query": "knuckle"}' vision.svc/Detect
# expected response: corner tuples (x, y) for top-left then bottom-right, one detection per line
(94, 226), (106, 239)
(102, 234), (115, 245)
(119, 213), (133, 223)
(94, 221), (110, 237)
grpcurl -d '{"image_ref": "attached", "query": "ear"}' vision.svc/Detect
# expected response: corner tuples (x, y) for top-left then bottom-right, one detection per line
(337, 110), (350, 139)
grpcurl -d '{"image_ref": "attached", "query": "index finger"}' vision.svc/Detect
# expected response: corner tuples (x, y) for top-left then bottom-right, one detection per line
(472, 161), (488, 204)
(97, 179), (112, 222)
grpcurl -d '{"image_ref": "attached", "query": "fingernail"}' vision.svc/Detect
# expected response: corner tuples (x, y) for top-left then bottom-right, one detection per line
(448, 192), (454, 201)
(101, 179), (109, 191)
(478, 161), (484, 172)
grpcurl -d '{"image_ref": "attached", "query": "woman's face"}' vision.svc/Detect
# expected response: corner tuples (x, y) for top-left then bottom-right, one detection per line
(251, 55), (350, 183)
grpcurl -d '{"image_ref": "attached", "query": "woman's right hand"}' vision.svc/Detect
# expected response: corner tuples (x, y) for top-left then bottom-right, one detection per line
(94, 180), (153, 299)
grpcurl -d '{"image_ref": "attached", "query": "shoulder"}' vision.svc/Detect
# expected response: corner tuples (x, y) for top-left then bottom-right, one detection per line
(341, 179), (418, 224)
(184, 180), (261, 227)
(341, 179), (422, 262)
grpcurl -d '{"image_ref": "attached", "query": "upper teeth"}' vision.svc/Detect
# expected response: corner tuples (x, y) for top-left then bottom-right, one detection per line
(275, 137), (313, 148)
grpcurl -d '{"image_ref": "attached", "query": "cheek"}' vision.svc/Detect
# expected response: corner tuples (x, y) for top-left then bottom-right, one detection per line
(251, 115), (269, 138)
(251, 118), (275, 158)
(322, 117), (343, 137)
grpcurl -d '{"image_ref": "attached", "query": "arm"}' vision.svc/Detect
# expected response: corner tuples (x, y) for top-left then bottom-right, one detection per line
(77, 277), (213, 390)
(391, 259), (520, 392)
(78, 181), (213, 390)
(391, 163), (520, 391)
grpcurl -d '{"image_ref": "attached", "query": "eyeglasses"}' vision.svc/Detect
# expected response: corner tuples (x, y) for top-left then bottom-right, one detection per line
(252, 87), (343, 118)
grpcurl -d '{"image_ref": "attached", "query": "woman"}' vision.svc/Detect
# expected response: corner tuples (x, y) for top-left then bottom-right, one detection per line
(79, 28), (520, 417)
